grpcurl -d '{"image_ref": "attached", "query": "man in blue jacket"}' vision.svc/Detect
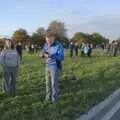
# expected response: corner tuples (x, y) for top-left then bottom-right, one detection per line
(41, 30), (64, 102)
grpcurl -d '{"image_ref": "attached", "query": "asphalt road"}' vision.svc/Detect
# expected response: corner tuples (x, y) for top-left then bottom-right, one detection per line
(77, 89), (120, 120)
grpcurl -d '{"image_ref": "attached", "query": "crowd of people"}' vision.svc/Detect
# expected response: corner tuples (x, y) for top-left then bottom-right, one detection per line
(0, 30), (119, 103)
(25, 44), (40, 54)
(106, 40), (120, 57)
(69, 40), (120, 57)
(69, 42), (93, 57)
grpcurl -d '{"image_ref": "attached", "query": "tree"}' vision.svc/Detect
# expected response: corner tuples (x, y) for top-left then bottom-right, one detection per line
(91, 33), (109, 45)
(36, 27), (46, 36)
(72, 32), (109, 45)
(48, 20), (67, 42)
(30, 33), (45, 46)
(12, 28), (29, 44)
(73, 32), (92, 44)
(30, 27), (46, 46)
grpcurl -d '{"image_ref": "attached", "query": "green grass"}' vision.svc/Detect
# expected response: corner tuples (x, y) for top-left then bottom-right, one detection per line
(0, 50), (120, 120)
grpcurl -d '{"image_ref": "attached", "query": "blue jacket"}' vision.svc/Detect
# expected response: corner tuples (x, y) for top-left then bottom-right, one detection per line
(43, 41), (64, 68)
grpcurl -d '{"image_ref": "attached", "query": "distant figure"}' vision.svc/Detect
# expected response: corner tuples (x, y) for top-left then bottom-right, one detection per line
(28, 45), (32, 53)
(63, 43), (66, 48)
(81, 43), (85, 56)
(75, 43), (79, 56)
(69, 42), (74, 57)
(87, 44), (92, 56)
(0, 39), (19, 96)
(35, 44), (39, 53)
(101, 42), (105, 50)
(113, 41), (119, 57)
(107, 40), (120, 56)
(25, 45), (29, 52)
(118, 40), (120, 55)
(31, 44), (35, 54)
(84, 44), (89, 56)
(106, 43), (111, 54)
(16, 42), (23, 60)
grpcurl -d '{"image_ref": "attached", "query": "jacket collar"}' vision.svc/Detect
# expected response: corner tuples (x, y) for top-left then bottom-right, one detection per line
(46, 40), (56, 47)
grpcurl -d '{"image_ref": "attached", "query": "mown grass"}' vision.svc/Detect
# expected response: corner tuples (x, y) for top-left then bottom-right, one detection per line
(0, 50), (120, 120)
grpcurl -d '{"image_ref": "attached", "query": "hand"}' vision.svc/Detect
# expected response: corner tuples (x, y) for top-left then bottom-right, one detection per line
(44, 53), (49, 58)
(39, 53), (44, 58)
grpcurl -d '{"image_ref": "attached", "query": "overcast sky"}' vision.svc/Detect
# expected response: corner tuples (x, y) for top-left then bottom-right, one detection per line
(0, 0), (120, 40)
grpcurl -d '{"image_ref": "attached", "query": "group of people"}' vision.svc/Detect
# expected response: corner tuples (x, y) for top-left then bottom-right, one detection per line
(25, 44), (40, 54)
(69, 40), (120, 57)
(0, 29), (64, 103)
(0, 31), (119, 103)
(107, 40), (120, 57)
(69, 42), (93, 57)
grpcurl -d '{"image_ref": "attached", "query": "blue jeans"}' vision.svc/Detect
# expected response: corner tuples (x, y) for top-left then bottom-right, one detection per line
(45, 66), (60, 102)
(3, 67), (18, 95)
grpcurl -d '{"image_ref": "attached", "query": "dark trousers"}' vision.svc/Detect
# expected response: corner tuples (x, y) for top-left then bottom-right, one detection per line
(75, 49), (78, 56)
(70, 49), (73, 57)
(3, 67), (18, 95)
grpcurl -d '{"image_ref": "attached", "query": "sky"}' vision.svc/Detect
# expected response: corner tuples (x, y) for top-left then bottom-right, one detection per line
(0, 0), (120, 40)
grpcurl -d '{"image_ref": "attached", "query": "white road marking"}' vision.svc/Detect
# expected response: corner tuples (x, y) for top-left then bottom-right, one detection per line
(100, 100), (120, 120)
(77, 89), (120, 120)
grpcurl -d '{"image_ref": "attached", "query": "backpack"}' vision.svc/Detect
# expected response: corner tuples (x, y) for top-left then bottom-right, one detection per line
(3, 50), (19, 67)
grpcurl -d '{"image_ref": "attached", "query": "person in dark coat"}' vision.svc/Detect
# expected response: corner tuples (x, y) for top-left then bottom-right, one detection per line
(16, 42), (23, 60)
(69, 42), (74, 57)
(75, 43), (79, 56)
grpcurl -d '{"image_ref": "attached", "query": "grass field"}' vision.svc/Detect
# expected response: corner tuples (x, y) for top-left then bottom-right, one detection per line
(0, 50), (120, 120)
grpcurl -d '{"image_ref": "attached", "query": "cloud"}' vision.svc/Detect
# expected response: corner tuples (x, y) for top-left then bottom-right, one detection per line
(67, 14), (120, 40)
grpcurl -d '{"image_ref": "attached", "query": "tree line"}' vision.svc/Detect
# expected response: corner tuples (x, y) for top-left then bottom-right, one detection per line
(0, 20), (110, 49)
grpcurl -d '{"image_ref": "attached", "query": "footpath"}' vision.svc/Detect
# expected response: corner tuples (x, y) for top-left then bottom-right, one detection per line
(77, 89), (120, 120)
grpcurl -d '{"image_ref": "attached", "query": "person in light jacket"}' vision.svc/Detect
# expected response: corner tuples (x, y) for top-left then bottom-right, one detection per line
(40, 30), (64, 102)
(0, 39), (19, 96)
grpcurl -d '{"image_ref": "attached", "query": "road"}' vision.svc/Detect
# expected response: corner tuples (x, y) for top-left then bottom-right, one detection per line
(77, 89), (120, 120)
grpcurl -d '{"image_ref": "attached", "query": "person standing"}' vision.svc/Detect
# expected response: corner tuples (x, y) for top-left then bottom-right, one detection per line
(87, 44), (92, 57)
(69, 42), (74, 57)
(40, 30), (64, 102)
(81, 43), (85, 56)
(31, 44), (35, 54)
(84, 44), (89, 56)
(16, 42), (23, 60)
(101, 42), (105, 50)
(75, 43), (79, 56)
(35, 44), (39, 53)
(0, 39), (19, 96)
(112, 40), (119, 57)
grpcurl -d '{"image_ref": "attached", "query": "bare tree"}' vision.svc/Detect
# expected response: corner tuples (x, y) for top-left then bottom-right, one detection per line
(36, 27), (46, 36)
(48, 20), (67, 41)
